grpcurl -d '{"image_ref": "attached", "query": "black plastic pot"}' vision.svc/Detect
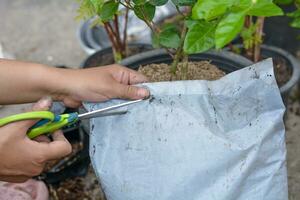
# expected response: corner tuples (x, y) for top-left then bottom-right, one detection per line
(82, 43), (153, 68)
(226, 45), (300, 104)
(120, 48), (252, 73)
(264, 4), (300, 55)
(260, 45), (300, 96)
(36, 111), (90, 184)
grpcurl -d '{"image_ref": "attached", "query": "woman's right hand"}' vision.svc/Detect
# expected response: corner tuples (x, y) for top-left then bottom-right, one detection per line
(0, 97), (72, 183)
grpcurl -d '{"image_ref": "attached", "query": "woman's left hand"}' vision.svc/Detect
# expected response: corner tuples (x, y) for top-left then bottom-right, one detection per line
(52, 64), (150, 107)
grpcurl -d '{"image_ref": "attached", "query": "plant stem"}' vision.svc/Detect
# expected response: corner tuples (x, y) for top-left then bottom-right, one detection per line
(104, 23), (118, 52)
(114, 14), (126, 57)
(104, 22), (124, 62)
(244, 16), (253, 59)
(253, 17), (264, 62)
(175, 5), (185, 17)
(181, 54), (188, 80)
(123, 7), (129, 52)
(170, 23), (187, 74)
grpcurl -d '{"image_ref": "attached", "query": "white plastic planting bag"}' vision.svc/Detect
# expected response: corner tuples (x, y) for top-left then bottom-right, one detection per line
(84, 58), (288, 200)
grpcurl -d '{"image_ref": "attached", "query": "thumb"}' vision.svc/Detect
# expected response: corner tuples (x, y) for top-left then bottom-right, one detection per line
(16, 96), (52, 129)
(39, 130), (72, 161)
(113, 83), (150, 100)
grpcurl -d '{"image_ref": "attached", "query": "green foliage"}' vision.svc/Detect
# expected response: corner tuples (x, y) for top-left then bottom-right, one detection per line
(75, 0), (99, 20)
(247, 0), (283, 16)
(190, 0), (283, 50)
(76, 0), (286, 67)
(134, 2), (156, 21)
(240, 23), (261, 49)
(215, 11), (246, 49)
(288, 9), (300, 28)
(172, 0), (197, 6)
(75, 0), (120, 23)
(192, 0), (233, 21)
(99, 1), (119, 22)
(150, 0), (169, 6)
(274, 0), (294, 4)
(184, 20), (216, 53)
(157, 24), (181, 48)
(133, 0), (147, 5)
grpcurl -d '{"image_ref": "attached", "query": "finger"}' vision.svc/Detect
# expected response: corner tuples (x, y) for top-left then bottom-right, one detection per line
(63, 98), (82, 108)
(34, 135), (51, 143)
(0, 175), (30, 183)
(13, 97), (53, 133)
(31, 96), (52, 111)
(39, 130), (72, 161)
(128, 69), (149, 84)
(113, 66), (148, 84)
(112, 83), (150, 100)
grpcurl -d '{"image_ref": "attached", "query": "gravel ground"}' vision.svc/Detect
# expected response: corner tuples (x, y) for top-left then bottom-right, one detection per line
(0, 0), (86, 67)
(286, 94), (300, 200)
(0, 0), (300, 199)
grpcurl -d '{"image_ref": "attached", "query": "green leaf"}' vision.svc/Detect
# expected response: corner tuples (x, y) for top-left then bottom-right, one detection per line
(247, 0), (283, 16)
(192, 0), (234, 20)
(172, 0), (196, 6)
(215, 11), (245, 49)
(287, 10), (300, 18)
(185, 19), (198, 28)
(89, 0), (104, 11)
(98, 1), (119, 22)
(133, 0), (146, 5)
(134, 2), (156, 21)
(158, 25), (181, 48)
(274, 0), (293, 5)
(290, 18), (300, 28)
(152, 34), (161, 48)
(150, 0), (168, 6)
(184, 20), (216, 54)
(76, 0), (98, 20)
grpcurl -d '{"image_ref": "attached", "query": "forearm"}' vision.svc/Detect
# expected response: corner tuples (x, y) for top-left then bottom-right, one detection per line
(0, 59), (67, 104)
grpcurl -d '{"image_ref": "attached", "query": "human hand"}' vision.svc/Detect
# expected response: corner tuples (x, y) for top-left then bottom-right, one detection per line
(52, 64), (150, 107)
(0, 97), (72, 183)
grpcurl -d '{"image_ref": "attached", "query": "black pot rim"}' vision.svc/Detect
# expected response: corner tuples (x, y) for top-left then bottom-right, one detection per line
(120, 48), (253, 71)
(227, 44), (300, 95)
(81, 43), (153, 68)
(260, 44), (300, 94)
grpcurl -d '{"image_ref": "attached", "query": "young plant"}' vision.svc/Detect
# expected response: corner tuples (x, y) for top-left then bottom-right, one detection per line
(76, 0), (283, 74)
(76, 0), (129, 62)
(118, 0), (283, 74)
(191, 0), (283, 62)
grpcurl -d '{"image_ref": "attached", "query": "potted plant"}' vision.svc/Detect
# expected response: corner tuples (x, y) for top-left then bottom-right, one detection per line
(76, 1), (291, 199)
(143, 0), (300, 102)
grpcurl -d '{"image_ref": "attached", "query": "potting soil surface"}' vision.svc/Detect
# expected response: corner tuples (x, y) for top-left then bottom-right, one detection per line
(138, 61), (225, 82)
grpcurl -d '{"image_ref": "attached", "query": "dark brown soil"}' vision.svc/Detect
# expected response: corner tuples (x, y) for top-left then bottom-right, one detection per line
(49, 166), (105, 200)
(272, 57), (292, 87)
(138, 61), (225, 82)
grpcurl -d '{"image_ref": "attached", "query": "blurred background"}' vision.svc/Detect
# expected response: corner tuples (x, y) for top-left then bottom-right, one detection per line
(0, 0), (86, 67)
(1, 0), (300, 200)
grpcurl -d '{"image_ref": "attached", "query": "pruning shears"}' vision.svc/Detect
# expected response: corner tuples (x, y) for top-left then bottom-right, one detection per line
(0, 99), (144, 139)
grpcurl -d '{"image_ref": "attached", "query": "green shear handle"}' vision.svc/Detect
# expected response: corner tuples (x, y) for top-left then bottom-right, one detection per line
(0, 111), (78, 139)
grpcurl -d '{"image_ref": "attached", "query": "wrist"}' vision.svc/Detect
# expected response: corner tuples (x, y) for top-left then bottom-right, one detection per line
(38, 65), (74, 101)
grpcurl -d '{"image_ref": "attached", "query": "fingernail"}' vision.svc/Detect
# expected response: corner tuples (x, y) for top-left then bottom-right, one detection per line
(137, 88), (150, 98)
